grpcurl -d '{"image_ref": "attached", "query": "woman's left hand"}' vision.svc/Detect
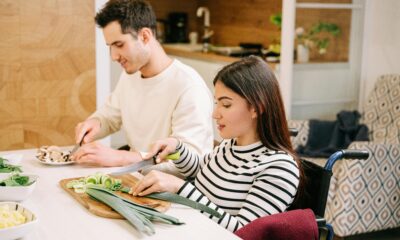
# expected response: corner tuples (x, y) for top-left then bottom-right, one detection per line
(132, 170), (185, 196)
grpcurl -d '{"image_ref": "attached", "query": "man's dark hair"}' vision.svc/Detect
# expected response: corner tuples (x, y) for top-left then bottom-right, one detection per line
(95, 0), (157, 37)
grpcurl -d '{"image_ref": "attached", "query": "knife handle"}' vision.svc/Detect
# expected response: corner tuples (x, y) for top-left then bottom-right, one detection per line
(79, 131), (89, 146)
(142, 151), (180, 162)
(166, 151), (180, 160)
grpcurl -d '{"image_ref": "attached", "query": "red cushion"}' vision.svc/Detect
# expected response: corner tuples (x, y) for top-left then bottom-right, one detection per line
(234, 209), (318, 240)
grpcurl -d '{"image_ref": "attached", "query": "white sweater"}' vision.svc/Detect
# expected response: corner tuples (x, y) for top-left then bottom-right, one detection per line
(175, 139), (300, 232)
(91, 59), (214, 171)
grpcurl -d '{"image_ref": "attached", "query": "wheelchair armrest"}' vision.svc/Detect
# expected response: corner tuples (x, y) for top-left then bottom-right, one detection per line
(315, 215), (326, 228)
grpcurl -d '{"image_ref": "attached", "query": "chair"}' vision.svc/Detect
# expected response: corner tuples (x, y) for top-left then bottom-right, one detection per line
(235, 149), (369, 240)
(289, 74), (400, 237)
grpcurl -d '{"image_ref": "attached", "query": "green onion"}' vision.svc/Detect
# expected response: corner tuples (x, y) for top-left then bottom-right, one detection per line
(85, 175), (97, 185)
(146, 192), (221, 218)
(86, 185), (184, 235)
(67, 173), (123, 193)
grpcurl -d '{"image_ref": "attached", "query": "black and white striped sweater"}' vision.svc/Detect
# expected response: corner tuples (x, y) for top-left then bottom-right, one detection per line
(175, 139), (300, 232)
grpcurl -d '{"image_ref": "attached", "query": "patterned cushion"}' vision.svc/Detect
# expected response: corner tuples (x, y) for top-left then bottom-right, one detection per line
(362, 74), (400, 144)
(288, 120), (309, 150)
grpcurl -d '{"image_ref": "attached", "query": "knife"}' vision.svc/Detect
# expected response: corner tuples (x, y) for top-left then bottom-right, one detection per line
(70, 131), (89, 155)
(109, 151), (180, 176)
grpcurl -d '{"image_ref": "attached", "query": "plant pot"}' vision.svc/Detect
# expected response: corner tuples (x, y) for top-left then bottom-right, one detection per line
(297, 44), (309, 63)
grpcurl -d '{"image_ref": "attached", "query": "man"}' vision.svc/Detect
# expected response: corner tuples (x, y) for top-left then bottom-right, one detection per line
(72, 0), (213, 176)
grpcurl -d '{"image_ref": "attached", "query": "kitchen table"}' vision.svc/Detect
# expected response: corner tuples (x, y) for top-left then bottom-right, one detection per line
(0, 148), (240, 240)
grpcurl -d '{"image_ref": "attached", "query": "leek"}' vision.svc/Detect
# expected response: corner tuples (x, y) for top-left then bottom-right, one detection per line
(67, 172), (123, 193)
(146, 192), (221, 218)
(86, 185), (184, 235)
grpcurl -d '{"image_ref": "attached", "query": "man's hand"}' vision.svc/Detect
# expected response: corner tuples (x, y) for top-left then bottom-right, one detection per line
(71, 142), (142, 167)
(75, 118), (101, 145)
(131, 170), (185, 196)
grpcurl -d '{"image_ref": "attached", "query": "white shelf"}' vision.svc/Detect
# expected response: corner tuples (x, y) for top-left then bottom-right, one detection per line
(296, 3), (363, 10)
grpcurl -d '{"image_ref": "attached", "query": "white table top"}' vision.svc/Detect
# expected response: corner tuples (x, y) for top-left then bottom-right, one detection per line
(1, 148), (240, 240)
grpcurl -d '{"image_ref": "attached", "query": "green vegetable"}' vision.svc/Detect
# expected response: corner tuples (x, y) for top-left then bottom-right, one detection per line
(0, 157), (22, 173)
(146, 192), (221, 218)
(85, 175), (97, 185)
(67, 172), (221, 219)
(67, 172), (123, 193)
(86, 185), (184, 235)
(0, 174), (34, 186)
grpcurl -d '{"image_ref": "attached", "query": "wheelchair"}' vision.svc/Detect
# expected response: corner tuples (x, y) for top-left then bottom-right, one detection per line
(294, 149), (369, 240)
(236, 129), (370, 240)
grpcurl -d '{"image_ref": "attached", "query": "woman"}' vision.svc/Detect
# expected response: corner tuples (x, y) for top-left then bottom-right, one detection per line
(132, 56), (304, 232)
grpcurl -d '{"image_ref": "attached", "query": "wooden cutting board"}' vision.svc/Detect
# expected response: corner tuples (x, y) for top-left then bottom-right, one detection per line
(59, 174), (170, 219)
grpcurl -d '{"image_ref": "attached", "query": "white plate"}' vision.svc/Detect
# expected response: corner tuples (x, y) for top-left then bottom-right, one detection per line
(0, 174), (38, 201)
(0, 202), (38, 240)
(35, 158), (75, 166)
(36, 146), (74, 166)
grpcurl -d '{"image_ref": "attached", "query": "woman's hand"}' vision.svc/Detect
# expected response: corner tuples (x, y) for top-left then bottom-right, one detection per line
(144, 137), (180, 163)
(132, 170), (185, 196)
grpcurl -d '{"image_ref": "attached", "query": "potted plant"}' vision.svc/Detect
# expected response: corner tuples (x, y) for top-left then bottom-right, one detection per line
(266, 13), (282, 62)
(295, 22), (340, 62)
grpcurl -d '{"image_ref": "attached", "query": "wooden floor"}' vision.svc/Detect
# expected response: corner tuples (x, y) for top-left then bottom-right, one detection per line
(334, 227), (400, 240)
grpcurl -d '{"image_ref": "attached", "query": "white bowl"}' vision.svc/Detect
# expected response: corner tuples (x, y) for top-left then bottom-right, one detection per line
(0, 202), (38, 240)
(0, 174), (38, 201)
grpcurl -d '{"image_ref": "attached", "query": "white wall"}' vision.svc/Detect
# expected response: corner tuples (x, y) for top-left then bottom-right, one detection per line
(95, 0), (111, 147)
(359, 0), (400, 108)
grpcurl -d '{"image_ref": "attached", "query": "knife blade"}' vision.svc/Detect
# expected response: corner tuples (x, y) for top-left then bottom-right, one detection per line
(70, 131), (89, 155)
(109, 151), (180, 176)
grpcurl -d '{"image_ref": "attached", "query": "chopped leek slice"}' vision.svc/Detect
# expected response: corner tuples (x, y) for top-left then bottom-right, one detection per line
(85, 176), (98, 185)
(67, 173), (123, 193)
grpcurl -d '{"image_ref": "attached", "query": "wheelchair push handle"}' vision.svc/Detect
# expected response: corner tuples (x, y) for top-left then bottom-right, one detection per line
(341, 149), (369, 159)
(325, 149), (369, 171)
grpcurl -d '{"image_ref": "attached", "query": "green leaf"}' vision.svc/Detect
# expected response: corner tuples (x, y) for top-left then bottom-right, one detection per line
(0, 174), (34, 186)
(270, 13), (282, 29)
(0, 157), (22, 173)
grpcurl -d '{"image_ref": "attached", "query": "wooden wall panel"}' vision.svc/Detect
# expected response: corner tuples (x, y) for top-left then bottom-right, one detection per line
(151, 0), (352, 62)
(0, 0), (96, 151)
(197, 0), (282, 48)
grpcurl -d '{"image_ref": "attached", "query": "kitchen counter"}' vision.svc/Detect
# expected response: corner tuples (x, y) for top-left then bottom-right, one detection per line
(163, 44), (278, 70)
(163, 44), (239, 63)
(0, 148), (240, 240)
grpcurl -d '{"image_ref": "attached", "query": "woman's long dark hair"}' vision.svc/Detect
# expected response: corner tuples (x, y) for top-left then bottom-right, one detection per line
(213, 55), (304, 206)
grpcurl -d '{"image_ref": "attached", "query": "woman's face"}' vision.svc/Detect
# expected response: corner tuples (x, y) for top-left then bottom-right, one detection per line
(212, 81), (259, 145)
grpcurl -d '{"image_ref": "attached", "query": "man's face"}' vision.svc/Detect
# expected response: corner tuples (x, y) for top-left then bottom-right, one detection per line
(103, 21), (150, 74)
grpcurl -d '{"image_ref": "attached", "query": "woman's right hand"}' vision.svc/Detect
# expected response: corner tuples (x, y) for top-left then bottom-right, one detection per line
(144, 137), (180, 163)
(74, 118), (101, 144)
